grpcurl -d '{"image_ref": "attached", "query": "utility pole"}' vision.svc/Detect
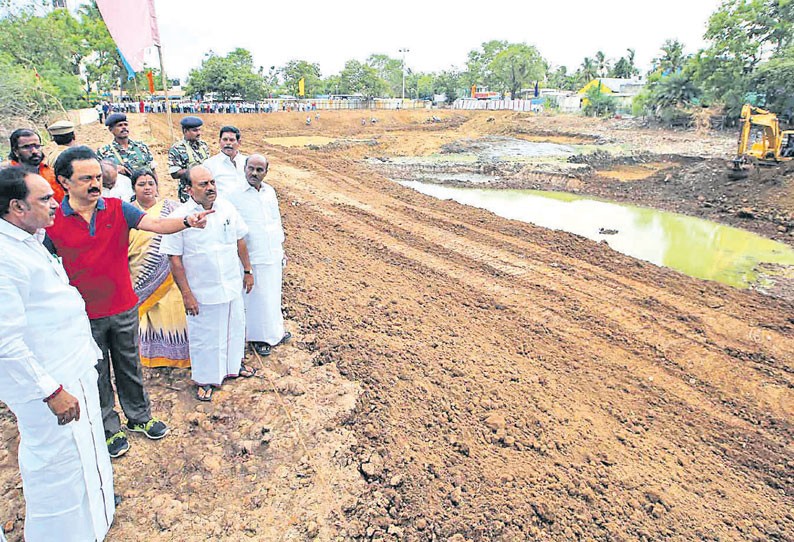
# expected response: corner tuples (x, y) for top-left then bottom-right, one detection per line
(399, 47), (409, 100)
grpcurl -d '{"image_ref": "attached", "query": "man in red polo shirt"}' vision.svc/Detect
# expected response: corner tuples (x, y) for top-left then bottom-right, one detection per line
(5, 128), (65, 202)
(46, 146), (213, 458)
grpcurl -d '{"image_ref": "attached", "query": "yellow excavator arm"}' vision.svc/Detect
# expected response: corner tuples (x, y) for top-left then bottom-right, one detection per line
(735, 104), (788, 165)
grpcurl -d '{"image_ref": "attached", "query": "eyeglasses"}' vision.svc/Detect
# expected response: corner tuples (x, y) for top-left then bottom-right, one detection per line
(17, 143), (42, 151)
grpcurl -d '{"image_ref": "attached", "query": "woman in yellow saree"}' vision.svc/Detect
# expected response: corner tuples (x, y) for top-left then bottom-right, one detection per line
(128, 169), (190, 368)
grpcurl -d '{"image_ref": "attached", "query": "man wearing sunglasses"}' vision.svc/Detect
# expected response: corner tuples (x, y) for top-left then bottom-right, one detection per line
(5, 128), (64, 203)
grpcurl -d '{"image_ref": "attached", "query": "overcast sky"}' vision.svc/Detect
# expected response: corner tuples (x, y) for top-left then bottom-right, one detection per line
(86, 0), (722, 81)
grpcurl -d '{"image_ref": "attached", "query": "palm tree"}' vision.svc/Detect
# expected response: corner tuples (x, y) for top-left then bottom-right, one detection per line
(595, 51), (609, 77)
(580, 57), (598, 82)
(654, 39), (686, 74)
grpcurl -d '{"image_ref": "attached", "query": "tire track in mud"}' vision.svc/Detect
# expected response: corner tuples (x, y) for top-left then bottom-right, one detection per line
(263, 146), (794, 539)
(272, 149), (794, 391)
(284, 202), (792, 540)
(266, 148), (794, 420)
(318, 197), (794, 455)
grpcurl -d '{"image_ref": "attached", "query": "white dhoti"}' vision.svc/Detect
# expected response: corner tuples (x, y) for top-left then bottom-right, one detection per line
(186, 293), (245, 385)
(11, 367), (115, 542)
(244, 262), (285, 345)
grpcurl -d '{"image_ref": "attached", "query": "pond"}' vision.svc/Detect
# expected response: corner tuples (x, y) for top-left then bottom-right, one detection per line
(399, 181), (794, 289)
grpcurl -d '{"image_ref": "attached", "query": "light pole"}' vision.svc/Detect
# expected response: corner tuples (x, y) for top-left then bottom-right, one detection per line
(399, 47), (409, 100)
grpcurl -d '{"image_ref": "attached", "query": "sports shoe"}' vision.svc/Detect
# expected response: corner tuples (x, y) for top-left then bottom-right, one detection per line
(127, 418), (169, 440)
(107, 432), (130, 458)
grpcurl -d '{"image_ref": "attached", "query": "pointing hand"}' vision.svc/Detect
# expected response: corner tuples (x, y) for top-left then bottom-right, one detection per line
(187, 209), (215, 228)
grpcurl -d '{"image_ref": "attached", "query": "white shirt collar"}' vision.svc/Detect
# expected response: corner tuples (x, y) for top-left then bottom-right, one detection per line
(187, 198), (214, 212)
(0, 218), (34, 241)
(223, 152), (241, 165)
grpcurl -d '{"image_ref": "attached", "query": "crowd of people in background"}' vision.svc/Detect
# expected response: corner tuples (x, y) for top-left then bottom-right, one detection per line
(98, 100), (318, 115)
(0, 112), (289, 541)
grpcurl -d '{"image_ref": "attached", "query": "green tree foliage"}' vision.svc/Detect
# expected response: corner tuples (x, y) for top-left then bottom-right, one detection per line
(652, 39), (688, 74)
(488, 43), (546, 98)
(0, 6), (88, 109)
(0, 57), (62, 124)
(633, 70), (700, 122)
(463, 40), (509, 88)
(547, 65), (573, 90)
(432, 70), (462, 102)
(185, 48), (266, 100)
(594, 51), (610, 77)
(752, 44), (794, 114)
(582, 85), (617, 117)
(0, 8), (84, 76)
(366, 54), (403, 97)
(404, 72), (435, 99)
(280, 60), (321, 97)
(651, 72), (701, 109)
(610, 49), (639, 78)
(691, 0), (794, 115)
(579, 57), (598, 82)
(338, 59), (387, 97)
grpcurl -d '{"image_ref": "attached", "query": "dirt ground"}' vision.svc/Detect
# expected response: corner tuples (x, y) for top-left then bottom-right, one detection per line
(1, 110), (794, 541)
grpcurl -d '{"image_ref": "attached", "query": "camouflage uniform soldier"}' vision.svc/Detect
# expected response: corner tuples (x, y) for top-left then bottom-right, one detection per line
(168, 116), (210, 202)
(96, 113), (156, 178)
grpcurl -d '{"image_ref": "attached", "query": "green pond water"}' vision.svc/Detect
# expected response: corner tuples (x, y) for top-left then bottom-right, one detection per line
(400, 181), (794, 289)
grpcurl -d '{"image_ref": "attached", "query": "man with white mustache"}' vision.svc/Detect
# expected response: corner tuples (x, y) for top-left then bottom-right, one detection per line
(203, 125), (247, 195)
(227, 154), (290, 356)
(0, 166), (115, 541)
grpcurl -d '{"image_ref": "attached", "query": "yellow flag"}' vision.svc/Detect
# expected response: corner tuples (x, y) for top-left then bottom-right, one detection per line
(299, 77), (305, 97)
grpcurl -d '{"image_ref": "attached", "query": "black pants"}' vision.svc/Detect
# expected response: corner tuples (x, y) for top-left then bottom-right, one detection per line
(90, 307), (151, 438)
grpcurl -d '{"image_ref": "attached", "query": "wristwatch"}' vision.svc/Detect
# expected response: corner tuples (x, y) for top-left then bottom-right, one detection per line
(183, 216), (191, 228)
(243, 269), (253, 275)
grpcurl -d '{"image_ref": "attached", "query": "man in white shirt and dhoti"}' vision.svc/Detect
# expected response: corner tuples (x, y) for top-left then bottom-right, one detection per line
(160, 165), (257, 402)
(228, 154), (291, 356)
(202, 126), (247, 195)
(0, 166), (115, 541)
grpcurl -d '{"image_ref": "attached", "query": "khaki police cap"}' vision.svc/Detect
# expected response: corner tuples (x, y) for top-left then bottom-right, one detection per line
(48, 120), (75, 136)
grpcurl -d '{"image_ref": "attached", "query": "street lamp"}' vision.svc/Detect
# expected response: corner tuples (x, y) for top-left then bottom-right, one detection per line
(399, 47), (409, 100)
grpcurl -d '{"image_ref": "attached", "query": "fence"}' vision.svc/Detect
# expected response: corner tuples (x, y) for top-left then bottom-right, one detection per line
(311, 98), (431, 110)
(108, 98), (432, 115)
(452, 98), (544, 112)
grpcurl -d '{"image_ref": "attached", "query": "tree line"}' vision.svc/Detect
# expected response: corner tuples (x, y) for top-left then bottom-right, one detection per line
(1, 0), (793, 128)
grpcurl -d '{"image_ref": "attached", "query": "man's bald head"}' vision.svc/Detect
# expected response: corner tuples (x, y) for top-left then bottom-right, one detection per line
(245, 154), (269, 169)
(100, 159), (118, 189)
(186, 165), (216, 209)
(186, 165), (213, 187)
(245, 154), (269, 188)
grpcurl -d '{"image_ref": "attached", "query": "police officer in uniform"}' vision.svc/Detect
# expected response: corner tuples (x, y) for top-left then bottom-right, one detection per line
(46, 120), (77, 167)
(96, 113), (156, 178)
(168, 116), (210, 202)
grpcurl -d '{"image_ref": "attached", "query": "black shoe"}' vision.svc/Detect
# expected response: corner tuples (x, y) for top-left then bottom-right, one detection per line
(107, 432), (130, 458)
(126, 418), (169, 440)
(253, 342), (271, 356)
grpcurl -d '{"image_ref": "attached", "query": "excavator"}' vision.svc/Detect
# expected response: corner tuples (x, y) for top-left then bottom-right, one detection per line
(731, 104), (794, 179)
